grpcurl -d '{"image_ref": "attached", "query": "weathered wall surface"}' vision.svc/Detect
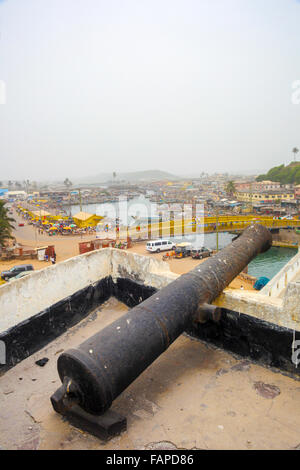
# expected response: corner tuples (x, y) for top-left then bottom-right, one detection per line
(0, 248), (176, 333)
(283, 281), (300, 324)
(110, 249), (178, 289)
(0, 249), (111, 332)
(214, 283), (300, 331)
(213, 290), (286, 326)
(260, 249), (300, 298)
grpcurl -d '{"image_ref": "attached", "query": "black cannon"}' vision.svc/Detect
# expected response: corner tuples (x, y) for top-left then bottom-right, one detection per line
(51, 224), (272, 439)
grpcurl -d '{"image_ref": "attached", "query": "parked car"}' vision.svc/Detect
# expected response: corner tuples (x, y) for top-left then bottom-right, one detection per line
(191, 247), (212, 259)
(146, 239), (176, 253)
(174, 242), (192, 258)
(18, 223), (24, 227)
(9, 271), (33, 281)
(1, 264), (34, 281)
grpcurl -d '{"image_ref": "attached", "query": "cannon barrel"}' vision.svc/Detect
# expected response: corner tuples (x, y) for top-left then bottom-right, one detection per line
(52, 224), (271, 416)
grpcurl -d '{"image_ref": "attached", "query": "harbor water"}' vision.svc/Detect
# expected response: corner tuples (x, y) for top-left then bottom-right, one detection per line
(247, 246), (296, 280)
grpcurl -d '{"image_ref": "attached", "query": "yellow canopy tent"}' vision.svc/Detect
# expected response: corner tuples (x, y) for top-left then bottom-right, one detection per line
(72, 211), (103, 228)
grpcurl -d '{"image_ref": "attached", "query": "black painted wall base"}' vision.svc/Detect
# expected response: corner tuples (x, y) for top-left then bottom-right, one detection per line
(1, 275), (299, 379)
(187, 308), (299, 377)
(0, 276), (157, 371)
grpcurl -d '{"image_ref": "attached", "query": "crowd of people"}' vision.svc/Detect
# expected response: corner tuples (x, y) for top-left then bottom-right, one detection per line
(44, 251), (57, 264)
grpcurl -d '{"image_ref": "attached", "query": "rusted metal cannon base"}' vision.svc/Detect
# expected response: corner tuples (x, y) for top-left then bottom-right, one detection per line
(51, 385), (127, 441)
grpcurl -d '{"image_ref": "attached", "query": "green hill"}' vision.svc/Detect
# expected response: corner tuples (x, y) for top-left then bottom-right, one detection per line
(256, 162), (300, 185)
(75, 170), (179, 184)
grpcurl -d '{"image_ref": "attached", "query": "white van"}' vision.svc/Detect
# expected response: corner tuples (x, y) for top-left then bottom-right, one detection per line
(146, 239), (176, 253)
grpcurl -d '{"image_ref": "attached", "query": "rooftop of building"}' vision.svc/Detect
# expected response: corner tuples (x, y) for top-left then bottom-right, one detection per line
(237, 189), (295, 194)
(2, 232), (300, 450)
(1, 297), (300, 451)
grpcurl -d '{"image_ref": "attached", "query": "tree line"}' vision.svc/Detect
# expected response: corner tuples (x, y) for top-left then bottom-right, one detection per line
(256, 163), (300, 185)
(0, 201), (15, 248)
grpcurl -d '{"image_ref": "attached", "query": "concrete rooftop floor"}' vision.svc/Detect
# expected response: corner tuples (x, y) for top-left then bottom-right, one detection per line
(1, 298), (300, 450)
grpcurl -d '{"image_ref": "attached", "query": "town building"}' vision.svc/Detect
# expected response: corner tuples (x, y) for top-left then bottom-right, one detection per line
(235, 190), (295, 203)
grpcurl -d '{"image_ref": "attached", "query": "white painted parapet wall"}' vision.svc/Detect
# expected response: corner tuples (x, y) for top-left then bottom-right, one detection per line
(0, 248), (176, 333)
(1, 247), (300, 335)
(260, 249), (300, 298)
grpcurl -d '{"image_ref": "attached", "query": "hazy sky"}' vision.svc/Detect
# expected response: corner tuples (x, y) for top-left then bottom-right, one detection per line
(1, 0), (300, 181)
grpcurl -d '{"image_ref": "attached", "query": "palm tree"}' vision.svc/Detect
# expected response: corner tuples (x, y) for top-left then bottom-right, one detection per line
(0, 200), (15, 247)
(225, 181), (236, 197)
(293, 147), (299, 162)
(23, 180), (30, 192)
